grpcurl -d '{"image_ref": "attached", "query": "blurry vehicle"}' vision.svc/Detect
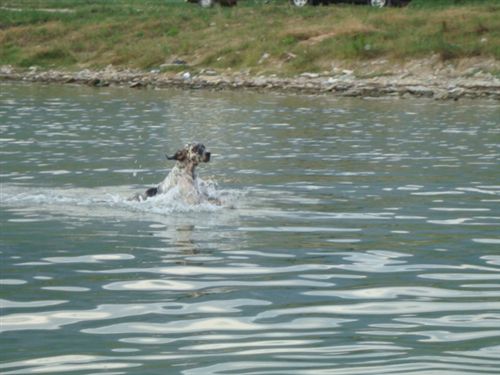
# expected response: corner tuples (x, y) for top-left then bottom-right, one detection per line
(186, 0), (237, 7)
(186, 0), (410, 8)
(290, 0), (411, 7)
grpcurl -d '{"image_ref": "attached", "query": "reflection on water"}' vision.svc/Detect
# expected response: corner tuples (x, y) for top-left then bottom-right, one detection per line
(1, 82), (499, 374)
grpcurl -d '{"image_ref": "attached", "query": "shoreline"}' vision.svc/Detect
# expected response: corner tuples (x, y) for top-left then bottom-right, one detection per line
(1, 64), (499, 100)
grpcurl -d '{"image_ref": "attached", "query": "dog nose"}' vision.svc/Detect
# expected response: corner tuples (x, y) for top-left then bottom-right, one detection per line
(205, 152), (211, 162)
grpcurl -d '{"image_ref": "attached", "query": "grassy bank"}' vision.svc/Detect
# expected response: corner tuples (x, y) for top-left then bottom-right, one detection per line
(1, 0), (499, 75)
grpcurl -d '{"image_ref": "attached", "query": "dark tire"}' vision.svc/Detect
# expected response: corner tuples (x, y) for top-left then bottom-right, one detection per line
(219, 0), (237, 6)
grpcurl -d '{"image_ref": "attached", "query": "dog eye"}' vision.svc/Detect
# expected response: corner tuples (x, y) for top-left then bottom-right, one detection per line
(193, 144), (204, 155)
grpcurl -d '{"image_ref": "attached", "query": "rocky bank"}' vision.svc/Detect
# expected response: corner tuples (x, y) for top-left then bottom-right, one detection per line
(1, 57), (499, 100)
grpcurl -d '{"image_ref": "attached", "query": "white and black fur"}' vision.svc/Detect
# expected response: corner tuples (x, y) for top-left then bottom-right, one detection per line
(130, 143), (215, 204)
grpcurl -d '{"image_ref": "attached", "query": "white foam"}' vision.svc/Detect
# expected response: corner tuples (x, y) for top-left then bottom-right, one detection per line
(125, 182), (239, 214)
(473, 238), (500, 245)
(1, 181), (242, 219)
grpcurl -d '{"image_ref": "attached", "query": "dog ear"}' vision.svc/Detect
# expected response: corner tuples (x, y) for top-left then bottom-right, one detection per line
(166, 149), (187, 161)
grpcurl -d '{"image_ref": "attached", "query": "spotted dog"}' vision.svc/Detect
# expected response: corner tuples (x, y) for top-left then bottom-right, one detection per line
(130, 143), (217, 204)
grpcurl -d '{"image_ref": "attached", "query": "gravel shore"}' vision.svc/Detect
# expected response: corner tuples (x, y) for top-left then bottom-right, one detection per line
(2, 59), (499, 100)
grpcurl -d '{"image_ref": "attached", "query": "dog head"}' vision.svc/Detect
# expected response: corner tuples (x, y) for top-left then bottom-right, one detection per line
(167, 143), (211, 166)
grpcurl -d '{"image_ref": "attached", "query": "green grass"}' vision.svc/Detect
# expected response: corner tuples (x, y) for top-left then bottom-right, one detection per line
(1, 0), (499, 74)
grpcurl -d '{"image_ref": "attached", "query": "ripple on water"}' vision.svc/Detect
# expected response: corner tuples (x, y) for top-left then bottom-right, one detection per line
(2, 84), (500, 375)
(43, 254), (135, 264)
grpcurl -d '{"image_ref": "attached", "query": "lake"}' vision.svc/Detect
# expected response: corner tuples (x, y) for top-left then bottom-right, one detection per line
(1, 82), (499, 374)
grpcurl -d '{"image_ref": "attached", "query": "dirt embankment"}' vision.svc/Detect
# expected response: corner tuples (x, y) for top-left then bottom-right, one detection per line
(1, 56), (499, 100)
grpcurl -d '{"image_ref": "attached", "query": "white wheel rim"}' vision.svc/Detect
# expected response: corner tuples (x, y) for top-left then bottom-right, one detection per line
(293, 0), (308, 7)
(371, 0), (387, 7)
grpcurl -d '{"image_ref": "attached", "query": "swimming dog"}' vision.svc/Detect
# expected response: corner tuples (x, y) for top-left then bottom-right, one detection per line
(130, 143), (216, 204)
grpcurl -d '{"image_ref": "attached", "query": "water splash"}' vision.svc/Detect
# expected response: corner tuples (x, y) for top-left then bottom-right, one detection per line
(1, 181), (242, 218)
